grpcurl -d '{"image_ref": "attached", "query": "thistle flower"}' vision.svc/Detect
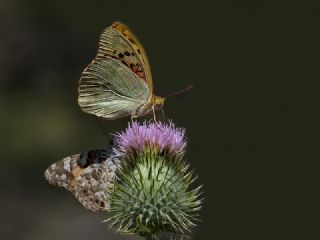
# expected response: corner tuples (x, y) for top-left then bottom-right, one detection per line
(106, 121), (202, 239)
(113, 121), (186, 158)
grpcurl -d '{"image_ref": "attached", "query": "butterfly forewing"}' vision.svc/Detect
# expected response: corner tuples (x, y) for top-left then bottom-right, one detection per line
(97, 27), (143, 76)
(98, 22), (153, 90)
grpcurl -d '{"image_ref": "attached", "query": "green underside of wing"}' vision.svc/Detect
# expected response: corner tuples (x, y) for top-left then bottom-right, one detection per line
(78, 59), (150, 119)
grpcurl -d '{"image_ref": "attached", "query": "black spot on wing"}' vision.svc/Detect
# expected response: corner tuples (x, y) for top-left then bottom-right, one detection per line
(121, 60), (127, 66)
(78, 149), (111, 168)
(77, 139), (115, 168)
(128, 38), (136, 44)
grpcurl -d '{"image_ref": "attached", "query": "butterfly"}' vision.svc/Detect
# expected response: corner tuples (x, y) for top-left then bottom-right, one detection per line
(44, 141), (121, 211)
(78, 21), (165, 120)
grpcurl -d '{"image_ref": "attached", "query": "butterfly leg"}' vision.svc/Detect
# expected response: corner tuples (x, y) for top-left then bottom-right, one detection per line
(131, 115), (138, 122)
(152, 105), (156, 122)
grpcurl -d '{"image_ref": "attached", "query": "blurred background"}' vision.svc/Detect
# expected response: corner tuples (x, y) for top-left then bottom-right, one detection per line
(1, 0), (320, 239)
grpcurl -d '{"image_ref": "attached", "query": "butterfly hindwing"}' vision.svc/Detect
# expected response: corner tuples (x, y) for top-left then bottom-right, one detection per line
(78, 58), (150, 119)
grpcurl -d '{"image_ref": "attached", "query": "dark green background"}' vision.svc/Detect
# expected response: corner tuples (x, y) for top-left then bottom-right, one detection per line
(1, 0), (320, 239)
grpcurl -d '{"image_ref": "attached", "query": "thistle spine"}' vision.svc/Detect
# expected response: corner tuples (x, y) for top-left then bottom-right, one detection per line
(107, 150), (202, 239)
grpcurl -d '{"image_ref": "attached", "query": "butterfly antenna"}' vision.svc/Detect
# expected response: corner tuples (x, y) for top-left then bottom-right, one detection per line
(165, 85), (193, 98)
(94, 117), (109, 138)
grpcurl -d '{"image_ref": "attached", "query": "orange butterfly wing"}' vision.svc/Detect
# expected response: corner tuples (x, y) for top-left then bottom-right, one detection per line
(110, 21), (154, 93)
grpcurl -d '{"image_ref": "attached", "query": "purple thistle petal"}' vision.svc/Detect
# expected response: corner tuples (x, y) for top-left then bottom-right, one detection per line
(113, 121), (186, 157)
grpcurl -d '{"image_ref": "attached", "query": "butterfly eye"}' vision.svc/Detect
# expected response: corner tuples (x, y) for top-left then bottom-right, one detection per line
(153, 96), (165, 110)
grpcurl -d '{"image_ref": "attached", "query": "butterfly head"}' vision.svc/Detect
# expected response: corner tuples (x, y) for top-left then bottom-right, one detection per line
(153, 95), (165, 110)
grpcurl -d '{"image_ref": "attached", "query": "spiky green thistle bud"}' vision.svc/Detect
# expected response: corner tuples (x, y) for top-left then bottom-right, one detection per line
(106, 122), (202, 239)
